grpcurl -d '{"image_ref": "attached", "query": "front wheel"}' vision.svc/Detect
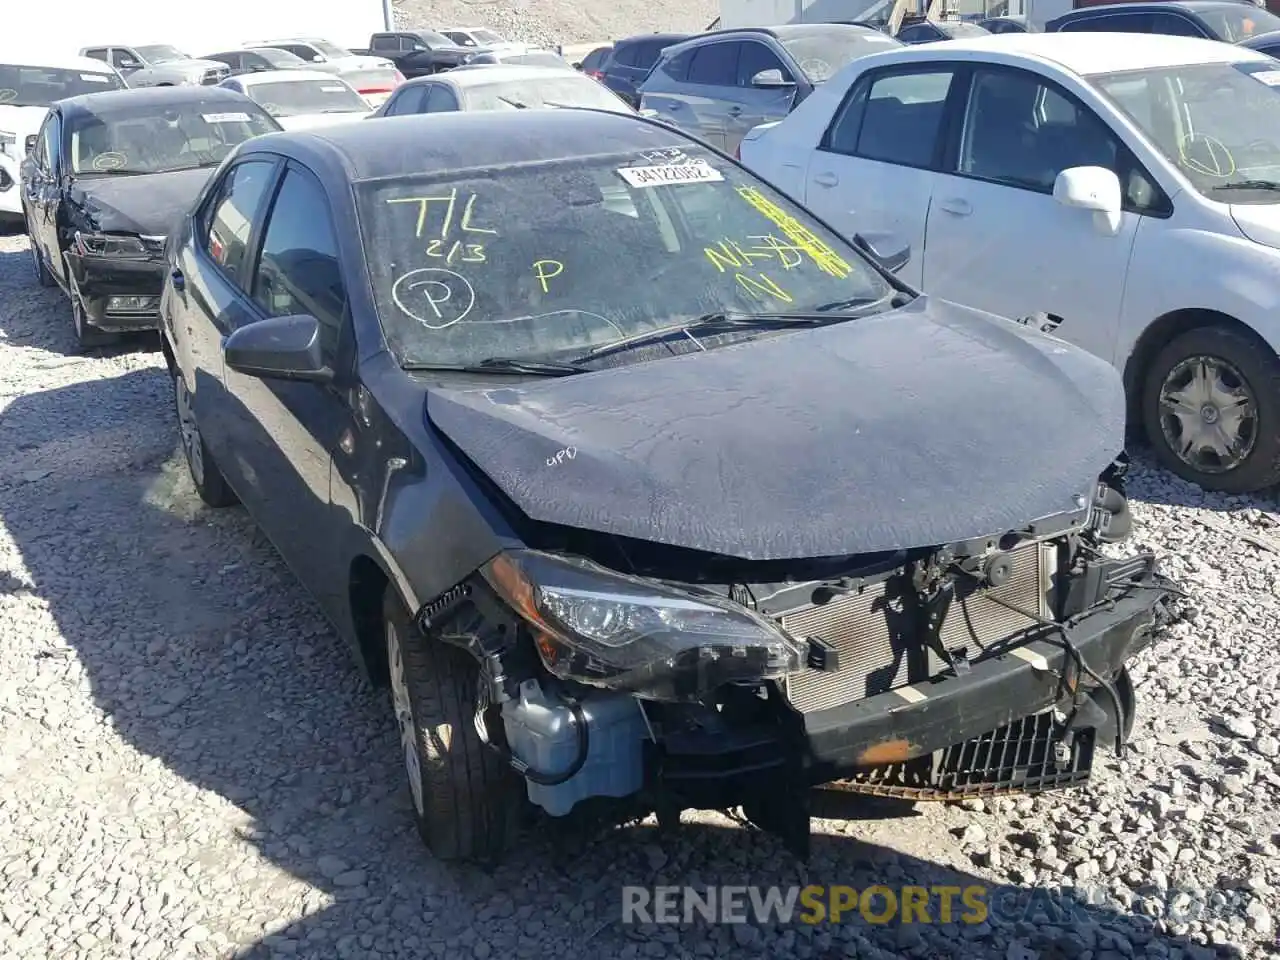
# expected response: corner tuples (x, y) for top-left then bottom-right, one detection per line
(384, 590), (520, 862)
(1141, 325), (1280, 493)
(172, 370), (237, 507)
(28, 236), (54, 287)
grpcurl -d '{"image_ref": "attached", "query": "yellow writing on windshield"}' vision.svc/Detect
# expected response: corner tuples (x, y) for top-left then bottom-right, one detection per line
(426, 239), (486, 264)
(736, 273), (792, 303)
(704, 235), (805, 273)
(388, 188), (499, 240)
(532, 259), (564, 293)
(734, 186), (852, 279)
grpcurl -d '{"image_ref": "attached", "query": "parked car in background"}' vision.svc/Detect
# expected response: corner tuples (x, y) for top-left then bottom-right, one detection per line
(1046, 0), (1280, 39)
(158, 106), (1172, 865)
(895, 18), (993, 42)
(369, 64), (634, 117)
(740, 32), (1280, 492)
(248, 37), (402, 106)
(463, 48), (575, 69)
(577, 44), (613, 78)
(351, 31), (478, 78)
(1238, 26), (1280, 52)
(0, 51), (127, 226)
(20, 85), (279, 349)
(79, 44), (231, 87)
(979, 15), (1037, 32)
(201, 47), (313, 77)
(220, 71), (372, 128)
(597, 33), (691, 107)
(440, 26), (523, 51)
(638, 24), (902, 154)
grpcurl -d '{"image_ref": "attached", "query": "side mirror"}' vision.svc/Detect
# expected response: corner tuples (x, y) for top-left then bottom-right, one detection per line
(311, 54), (324, 63)
(853, 232), (911, 275)
(223, 314), (333, 383)
(1053, 165), (1122, 234)
(751, 68), (795, 88)
(24, 134), (37, 155)
(119, 59), (140, 70)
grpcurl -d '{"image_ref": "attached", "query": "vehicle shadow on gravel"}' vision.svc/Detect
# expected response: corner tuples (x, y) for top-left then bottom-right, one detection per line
(0, 362), (1248, 960)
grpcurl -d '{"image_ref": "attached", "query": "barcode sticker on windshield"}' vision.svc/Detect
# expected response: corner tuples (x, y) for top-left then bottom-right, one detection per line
(1253, 70), (1280, 86)
(202, 112), (252, 123)
(81, 73), (112, 82)
(617, 161), (724, 188)
(321, 85), (346, 92)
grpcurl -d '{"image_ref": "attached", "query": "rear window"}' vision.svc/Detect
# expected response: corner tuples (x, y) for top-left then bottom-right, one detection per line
(244, 78), (369, 117)
(462, 75), (630, 112)
(355, 143), (889, 367)
(0, 64), (125, 107)
(778, 27), (902, 82)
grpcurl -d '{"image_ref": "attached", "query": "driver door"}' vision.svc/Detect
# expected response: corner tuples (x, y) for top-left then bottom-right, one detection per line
(26, 112), (65, 286)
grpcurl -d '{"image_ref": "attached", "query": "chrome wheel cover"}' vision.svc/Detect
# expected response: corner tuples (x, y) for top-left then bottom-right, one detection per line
(174, 375), (205, 487)
(1158, 354), (1258, 475)
(387, 620), (425, 817)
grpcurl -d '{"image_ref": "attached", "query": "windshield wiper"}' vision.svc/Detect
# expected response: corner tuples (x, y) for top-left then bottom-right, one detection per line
(1209, 180), (1280, 193)
(811, 291), (913, 313)
(498, 96), (529, 109)
(402, 356), (586, 377)
(576, 311), (855, 362)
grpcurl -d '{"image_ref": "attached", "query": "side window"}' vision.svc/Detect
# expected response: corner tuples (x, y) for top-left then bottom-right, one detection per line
(34, 114), (56, 174)
(896, 25), (932, 43)
(956, 66), (1169, 215)
(636, 41), (667, 68)
(372, 35), (397, 52)
(386, 85), (429, 115)
(110, 48), (136, 69)
(736, 41), (789, 86)
(660, 49), (694, 83)
(201, 159), (277, 286)
(1060, 12), (1152, 32)
(279, 44), (318, 62)
(83, 48), (109, 63)
(1149, 13), (1208, 36)
(826, 69), (955, 168)
(1260, 43), (1280, 59)
(687, 42), (741, 86)
(251, 167), (347, 356)
(424, 85), (459, 112)
(613, 43), (639, 67)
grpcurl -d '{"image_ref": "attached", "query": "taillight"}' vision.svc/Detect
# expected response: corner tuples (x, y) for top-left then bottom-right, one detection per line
(393, 69), (406, 85)
(589, 69), (605, 80)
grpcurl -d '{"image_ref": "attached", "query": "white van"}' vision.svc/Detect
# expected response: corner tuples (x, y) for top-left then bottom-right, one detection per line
(0, 49), (127, 223)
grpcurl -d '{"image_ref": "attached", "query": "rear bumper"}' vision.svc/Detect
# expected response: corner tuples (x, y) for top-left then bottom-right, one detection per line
(67, 252), (165, 331)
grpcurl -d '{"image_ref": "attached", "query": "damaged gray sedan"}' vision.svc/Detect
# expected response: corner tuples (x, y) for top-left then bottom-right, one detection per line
(159, 107), (1177, 862)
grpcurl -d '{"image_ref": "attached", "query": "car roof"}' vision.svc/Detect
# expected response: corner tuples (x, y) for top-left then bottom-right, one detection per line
(235, 69), (348, 85)
(403, 63), (587, 88)
(1054, 0), (1252, 12)
(615, 32), (692, 45)
(248, 109), (693, 183)
(0, 49), (119, 73)
(55, 84), (255, 117)
(902, 31), (1270, 73)
(667, 22), (887, 52)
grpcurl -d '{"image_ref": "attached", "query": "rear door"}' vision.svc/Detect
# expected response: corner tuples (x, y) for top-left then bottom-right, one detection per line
(676, 40), (744, 148)
(729, 39), (798, 151)
(802, 64), (960, 289)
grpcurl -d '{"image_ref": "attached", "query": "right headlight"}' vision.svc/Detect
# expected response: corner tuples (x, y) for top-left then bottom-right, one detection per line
(481, 549), (804, 701)
(73, 231), (148, 259)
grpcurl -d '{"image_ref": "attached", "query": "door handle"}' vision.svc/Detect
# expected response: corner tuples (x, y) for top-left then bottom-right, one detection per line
(727, 105), (742, 115)
(812, 171), (838, 188)
(939, 197), (972, 216)
(170, 267), (185, 292)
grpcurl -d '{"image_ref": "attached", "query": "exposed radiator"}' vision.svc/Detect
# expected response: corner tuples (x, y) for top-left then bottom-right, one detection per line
(782, 542), (1053, 714)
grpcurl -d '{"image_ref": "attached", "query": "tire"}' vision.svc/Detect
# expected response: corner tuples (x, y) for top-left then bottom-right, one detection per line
(384, 589), (520, 862)
(29, 237), (55, 288)
(1141, 325), (1280, 493)
(70, 291), (117, 351)
(172, 369), (238, 508)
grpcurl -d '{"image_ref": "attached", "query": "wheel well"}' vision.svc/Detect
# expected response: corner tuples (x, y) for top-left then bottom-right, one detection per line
(349, 555), (391, 688)
(1121, 309), (1273, 433)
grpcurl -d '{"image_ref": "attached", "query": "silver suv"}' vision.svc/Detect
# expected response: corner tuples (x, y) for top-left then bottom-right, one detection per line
(637, 24), (901, 154)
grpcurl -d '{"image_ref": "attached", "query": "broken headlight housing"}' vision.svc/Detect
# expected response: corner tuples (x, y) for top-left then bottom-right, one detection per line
(482, 549), (805, 701)
(73, 231), (148, 259)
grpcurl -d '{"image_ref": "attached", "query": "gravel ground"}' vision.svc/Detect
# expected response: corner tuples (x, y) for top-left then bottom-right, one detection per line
(0, 224), (1278, 960)
(393, 0), (719, 47)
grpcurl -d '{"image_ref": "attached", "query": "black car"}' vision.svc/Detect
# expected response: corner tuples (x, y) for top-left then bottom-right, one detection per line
(201, 46), (313, 76)
(576, 44), (613, 77)
(21, 86), (280, 349)
(979, 15), (1036, 32)
(1239, 26), (1280, 54)
(1046, 0), (1280, 39)
(159, 108), (1174, 863)
(895, 17), (993, 42)
(597, 32), (691, 107)
(354, 31), (479, 77)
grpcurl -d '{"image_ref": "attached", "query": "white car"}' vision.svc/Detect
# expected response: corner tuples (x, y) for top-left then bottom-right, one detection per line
(0, 49), (126, 223)
(439, 26), (524, 53)
(369, 63), (635, 118)
(220, 70), (372, 129)
(245, 38), (401, 108)
(740, 32), (1280, 493)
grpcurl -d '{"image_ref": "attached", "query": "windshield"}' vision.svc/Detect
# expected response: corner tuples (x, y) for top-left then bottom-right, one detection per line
(938, 21), (991, 37)
(464, 75), (631, 111)
(136, 45), (189, 63)
(356, 144), (892, 367)
(254, 47), (307, 67)
(0, 64), (125, 106)
(475, 29), (504, 43)
(311, 39), (354, 59)
(1093, 60), (1280, 203)
(1199, 5), (1280, 40)
(68, 102), (279, 176)
(778, 28), (901, 83)
(246, 79), (368, 116)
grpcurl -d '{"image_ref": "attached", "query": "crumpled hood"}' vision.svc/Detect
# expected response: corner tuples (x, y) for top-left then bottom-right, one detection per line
(276, 111), (370, 130)
(426, 296), (1127, 561)
(0, 105), (52, 143)
(1230, 203), (1280, 249)
(68, 166), (214, 237)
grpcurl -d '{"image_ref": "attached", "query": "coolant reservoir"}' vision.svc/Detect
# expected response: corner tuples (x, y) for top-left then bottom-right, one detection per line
(501, 679), (647, 816)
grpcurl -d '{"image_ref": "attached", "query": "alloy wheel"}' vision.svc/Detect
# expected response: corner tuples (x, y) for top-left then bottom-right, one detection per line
(387, 619), (425, 817)
(173, 375), (205, 487)
(1157, 354), (1258, 475)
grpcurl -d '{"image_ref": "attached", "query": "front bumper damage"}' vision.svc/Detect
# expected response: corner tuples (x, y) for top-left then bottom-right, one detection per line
(64, 240), (167, 333)
(419, 502), (1177, 859)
